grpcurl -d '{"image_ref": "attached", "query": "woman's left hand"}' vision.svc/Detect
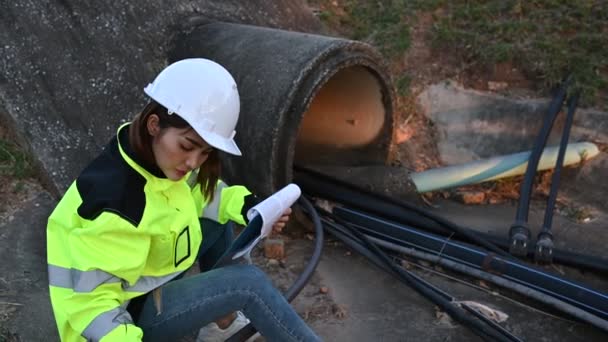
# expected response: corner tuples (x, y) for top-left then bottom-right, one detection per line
(272, 207), (292, 234)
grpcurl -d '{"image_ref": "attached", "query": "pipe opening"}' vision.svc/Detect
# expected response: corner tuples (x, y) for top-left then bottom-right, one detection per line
(295, 66), (388, 166)
(170, 21), (395, 195)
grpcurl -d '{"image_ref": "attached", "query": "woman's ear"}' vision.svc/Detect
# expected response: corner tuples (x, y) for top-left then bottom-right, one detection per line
(146, 114), (161, 136)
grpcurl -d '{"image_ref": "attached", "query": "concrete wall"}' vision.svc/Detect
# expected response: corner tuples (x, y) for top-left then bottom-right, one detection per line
(0, 0), (321, 195)
(418, 82), (608, 211)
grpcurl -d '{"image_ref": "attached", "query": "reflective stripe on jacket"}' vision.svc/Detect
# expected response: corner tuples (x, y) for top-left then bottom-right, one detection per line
(47, 124), (250, 341)
(191, 180), (250, 226)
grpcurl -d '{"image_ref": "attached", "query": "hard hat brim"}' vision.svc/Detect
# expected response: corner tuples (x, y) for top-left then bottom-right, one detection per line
(197, 129), (242, 156)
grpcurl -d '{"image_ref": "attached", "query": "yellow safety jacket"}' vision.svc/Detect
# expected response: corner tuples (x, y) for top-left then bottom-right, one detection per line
(47, 124), (251, 341)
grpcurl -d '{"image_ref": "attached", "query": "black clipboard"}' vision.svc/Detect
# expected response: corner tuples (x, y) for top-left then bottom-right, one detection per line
(212, 214), (264, 268)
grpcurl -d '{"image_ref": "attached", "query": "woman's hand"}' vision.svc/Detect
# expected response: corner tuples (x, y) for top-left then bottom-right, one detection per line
(272, 207), (292, 234)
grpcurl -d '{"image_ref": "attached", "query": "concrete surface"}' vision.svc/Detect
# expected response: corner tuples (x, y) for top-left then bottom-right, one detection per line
(417, 82), (608, 212)
(310, 236), (607, 341)
(417, 82), (608, 162)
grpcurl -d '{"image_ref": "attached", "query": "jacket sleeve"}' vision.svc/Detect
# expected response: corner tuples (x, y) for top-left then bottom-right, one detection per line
(191, 180), (252, 225)
(218, 184), (253, 225)
(48, 210), (150, 341)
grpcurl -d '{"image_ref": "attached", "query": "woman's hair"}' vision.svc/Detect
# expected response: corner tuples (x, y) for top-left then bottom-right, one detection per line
(129, 101), (221, 202)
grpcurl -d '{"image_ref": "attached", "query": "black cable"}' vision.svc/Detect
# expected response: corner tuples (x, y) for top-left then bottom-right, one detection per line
(323, 205), (608, 334)
(227, 196), (324, 342)
(294, 165), (509, 257)
(294, 166), (608, 274)
(535, 91), (580, 261)
(515, 78), (571, 222)
(540, 92), (580, 238)
(321, 216), (455, 302)
(319, 219), (505, 341)
(320, 208), (520, 342)
(320, 208), (457, 304)
(285, 196), (324, 301)
(509, 77), (571, 255)
(369, 235), (608, 332)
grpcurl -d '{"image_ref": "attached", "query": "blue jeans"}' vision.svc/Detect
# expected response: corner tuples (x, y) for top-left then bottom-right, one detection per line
(134, 219), (321, 342)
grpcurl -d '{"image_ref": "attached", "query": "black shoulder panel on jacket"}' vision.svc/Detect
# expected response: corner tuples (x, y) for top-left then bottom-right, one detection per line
(76, 135), (146, 227)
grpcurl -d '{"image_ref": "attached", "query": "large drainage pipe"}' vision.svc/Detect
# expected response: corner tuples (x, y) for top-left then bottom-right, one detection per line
(170, 21), (395, 196)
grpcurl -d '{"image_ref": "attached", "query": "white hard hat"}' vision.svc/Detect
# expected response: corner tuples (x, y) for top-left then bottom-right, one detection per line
(144, 58), (242, 156)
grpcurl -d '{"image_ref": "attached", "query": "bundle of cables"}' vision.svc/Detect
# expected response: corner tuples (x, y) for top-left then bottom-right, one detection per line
(293, 165), (608, 340)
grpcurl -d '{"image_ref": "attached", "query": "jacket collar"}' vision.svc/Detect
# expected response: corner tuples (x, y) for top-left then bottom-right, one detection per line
(115, 123), (188, 191)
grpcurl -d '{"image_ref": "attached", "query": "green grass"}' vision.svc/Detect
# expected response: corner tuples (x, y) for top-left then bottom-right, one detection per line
(342, 0), (412, 57)
(318, 0), (607, 106)
(0, 138), (33, 179)
(396, 74), (412, 96)
(430, 0), (608, 106)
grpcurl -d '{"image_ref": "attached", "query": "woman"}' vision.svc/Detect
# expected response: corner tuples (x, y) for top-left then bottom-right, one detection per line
(47, 58), (321, 342)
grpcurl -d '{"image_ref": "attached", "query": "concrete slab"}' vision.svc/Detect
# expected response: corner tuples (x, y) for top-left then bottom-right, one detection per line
(417, 82), (608, 163)
(309, 240), (607, 341)
(309, 243), (478, 341)
(417, 82), (608, 212)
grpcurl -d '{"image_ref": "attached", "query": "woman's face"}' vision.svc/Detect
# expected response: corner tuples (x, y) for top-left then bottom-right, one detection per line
(147, 114), (214, 181)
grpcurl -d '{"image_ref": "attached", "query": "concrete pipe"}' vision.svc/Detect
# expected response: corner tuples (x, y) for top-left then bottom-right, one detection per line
(170, 21), (395, 196)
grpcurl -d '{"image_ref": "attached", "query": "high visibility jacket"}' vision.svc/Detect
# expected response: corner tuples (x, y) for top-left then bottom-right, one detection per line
(47, 124), (251, 342)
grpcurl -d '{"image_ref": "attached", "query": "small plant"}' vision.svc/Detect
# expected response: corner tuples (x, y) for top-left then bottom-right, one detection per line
(559, 205), (594, 223)
(12, 181), (25, 194)
(317, 10), (334, 23)
(0, 139), (33, 179)
(396, 74), (412, 96)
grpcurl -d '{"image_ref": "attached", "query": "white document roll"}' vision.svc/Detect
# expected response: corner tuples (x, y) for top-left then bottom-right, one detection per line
(247, 183), (302, 238)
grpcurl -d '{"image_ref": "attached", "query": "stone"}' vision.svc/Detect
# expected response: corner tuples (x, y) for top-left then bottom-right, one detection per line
(264, 238), (285, 260)
(455, 191), (486, 204)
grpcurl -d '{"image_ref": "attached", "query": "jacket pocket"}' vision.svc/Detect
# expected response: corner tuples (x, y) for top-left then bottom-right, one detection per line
(174, 225), (191, 267)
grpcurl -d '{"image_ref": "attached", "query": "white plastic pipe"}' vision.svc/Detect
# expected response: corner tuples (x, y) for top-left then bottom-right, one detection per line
(411, 142), (599, 193)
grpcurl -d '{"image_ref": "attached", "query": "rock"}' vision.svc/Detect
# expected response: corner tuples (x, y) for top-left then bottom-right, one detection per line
(266, 258), (280, 267)
(264, 238), (285, 260)
(455, 191), (486, 204)
(487, 81), (508, 91)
